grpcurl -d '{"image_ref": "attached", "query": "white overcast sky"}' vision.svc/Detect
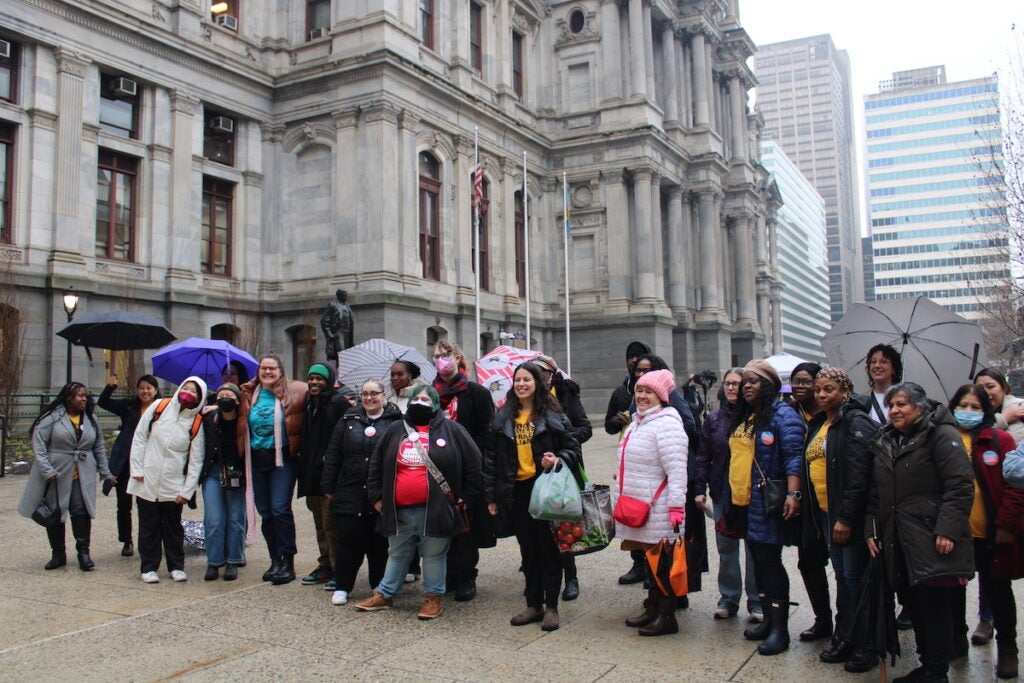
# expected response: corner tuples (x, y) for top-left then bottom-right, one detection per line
(740, 1), (1020, 236)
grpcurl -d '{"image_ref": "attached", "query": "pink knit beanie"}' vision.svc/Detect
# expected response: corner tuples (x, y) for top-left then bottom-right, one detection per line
(636, 369), (675, 404)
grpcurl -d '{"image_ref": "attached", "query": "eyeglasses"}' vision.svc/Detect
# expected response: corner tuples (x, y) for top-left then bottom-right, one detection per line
(791, 379), (815, 388)
(359, 391), (383, 398)
(723, 381), (741, 388)
(432, 351), (453, 360)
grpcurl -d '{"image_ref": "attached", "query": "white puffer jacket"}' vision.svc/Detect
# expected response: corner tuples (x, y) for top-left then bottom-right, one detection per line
(614, 405), (689, 544)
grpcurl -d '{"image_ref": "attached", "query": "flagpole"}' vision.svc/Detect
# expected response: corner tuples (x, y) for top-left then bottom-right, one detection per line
(473, 127), (481, 361)
(563, 171), (571, 376)
(523, 151), (531, 349)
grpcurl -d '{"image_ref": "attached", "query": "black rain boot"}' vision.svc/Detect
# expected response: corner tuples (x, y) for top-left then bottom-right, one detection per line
(271, 555), (296, 585)
(618, 550), (646, 585)
(744, 594), (772, 641)
(71, 515), (94, 571)
(757, 598), (791, 656)
(625, 585), (660, 627)
(45, 523), (67, 570)
(997, 639), (1019, 680)
(263, 555), (284, 582)
(639, 592), (679, 636)
(798, 568), (832, 642)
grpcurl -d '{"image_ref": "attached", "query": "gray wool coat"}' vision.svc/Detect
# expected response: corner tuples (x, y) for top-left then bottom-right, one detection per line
(18, 407), (111, 522)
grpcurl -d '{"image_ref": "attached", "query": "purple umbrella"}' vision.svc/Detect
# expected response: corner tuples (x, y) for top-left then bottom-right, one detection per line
(152, 337), (258, 389)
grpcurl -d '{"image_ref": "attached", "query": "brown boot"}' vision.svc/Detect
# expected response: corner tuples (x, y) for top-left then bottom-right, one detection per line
(510, 606), (544, 626)
(542, 607), (560, 631)
(639, 593), (679, 636)
(353, 591), (393, 612)
(997, 640), (1019, 679)
(417, 594), (442, 620)
(625, 587), (659, 627)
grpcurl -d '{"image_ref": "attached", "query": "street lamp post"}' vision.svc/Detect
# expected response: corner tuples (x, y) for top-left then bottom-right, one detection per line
(62, 288), (79, 385)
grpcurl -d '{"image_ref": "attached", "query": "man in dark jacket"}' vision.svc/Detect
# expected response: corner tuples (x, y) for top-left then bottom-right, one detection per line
(535, 354), (591, 601)
(432, 340), (495, 601)
(296, 363), (354, 587)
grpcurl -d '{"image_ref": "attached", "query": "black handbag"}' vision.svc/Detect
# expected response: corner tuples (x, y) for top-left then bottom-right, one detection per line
(32, 481), (62, 527)
(753, 457), (787, 516)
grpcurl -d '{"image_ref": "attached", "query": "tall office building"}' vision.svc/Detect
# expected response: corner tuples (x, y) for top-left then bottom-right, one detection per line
(754, 35), (864, 322)
(761, 141), (829, 363)
(865, 67), (1009, 318)
(861, 236), (876, 302)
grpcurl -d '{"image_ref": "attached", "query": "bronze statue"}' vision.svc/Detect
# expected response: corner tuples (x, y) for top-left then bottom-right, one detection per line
(321, 289), (353, 361)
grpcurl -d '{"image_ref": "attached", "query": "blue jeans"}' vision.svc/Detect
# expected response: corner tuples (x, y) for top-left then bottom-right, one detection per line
(714, 499), (759, 612)
(202, 475), (246, 566)
(251, 458), (297, 557)
(829, 528), (870, 617)
(375, 505), (451, 598)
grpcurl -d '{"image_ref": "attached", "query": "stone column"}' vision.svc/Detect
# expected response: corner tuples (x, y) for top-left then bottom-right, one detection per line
(166, 89), (200, 284)
(650, 174), (666, 302)
(730, 75), (746, 160)
(604, 169), (631, 302)
(50, 48), (91, 268)
(632, 168), (656, 303)
(770, 282), (784, 354)
(734, 213), (757, 327)
(332, 108), (359, 273)
(627, 0), (647, 99)
(666, 187), (687, 312)
(363, 102), (402, 275)
(397, 109), (420, 277)
(690, 30), (709, 126)
(642, 1), (657, 103)
(677, 29), (692, 127)
(601, 0), (623, 102)
(696, 189), (724, 320)
(661, 24), (679, 123)
(258, 122), (284, 284)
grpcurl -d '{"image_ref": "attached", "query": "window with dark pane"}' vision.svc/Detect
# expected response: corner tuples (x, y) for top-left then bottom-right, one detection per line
(419, 0), (434, 49)
(203, 109), (235, 166)
(99, 73), (139, 139)
(202, 176), (233, 275)
(418, 152), (441, 280)
(0, 122), (13, 243)
(95, 150), (138, 260)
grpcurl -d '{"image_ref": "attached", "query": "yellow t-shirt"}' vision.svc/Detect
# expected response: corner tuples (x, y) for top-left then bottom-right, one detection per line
(69, 413), (82, 480)
(962, 432), (988, 539)
(515, 411), (536, 481)
(729, 420), (755, 506)
(806, 422), (830, 512)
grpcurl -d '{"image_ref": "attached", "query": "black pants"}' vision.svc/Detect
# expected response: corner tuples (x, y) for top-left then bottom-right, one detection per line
(562, 553), (577, 581)
(136, 498), (185, 573)
(445, 521), (480, 587)
(900, 582), (956, 675)
(748, 540), (789, 600)
(513, 479), (562, 609)
(972, 539), (1018, 643)
(798, 533), (831, 620)
(115, 466), (133, 543)
(332, 512), (388, 593)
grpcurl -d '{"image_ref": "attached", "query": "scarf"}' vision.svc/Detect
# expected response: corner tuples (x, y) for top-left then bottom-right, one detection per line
(433, 372), (469, 408)
(242, 385), (285, 543)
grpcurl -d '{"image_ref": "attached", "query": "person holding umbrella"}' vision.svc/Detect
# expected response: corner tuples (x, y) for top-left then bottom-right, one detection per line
(237, 352), (309, 586)
(863, 344), (902, 424)
(612, 368), (688, 636)
(18, 383), (114, 571)
(722, 360), (805, 656)
(98, 373), (161, 557)
(947, 383), (1022, 679)
(865, 382), (974, 683)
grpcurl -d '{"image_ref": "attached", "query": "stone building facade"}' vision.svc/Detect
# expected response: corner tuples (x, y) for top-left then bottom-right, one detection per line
(0, 0), (778, 411)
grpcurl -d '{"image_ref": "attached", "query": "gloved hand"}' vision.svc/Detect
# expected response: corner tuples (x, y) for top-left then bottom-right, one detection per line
(669, 507), (685, 531)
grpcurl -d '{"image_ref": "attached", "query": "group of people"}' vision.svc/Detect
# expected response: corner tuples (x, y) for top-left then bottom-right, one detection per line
(17, 337), (1024, 680)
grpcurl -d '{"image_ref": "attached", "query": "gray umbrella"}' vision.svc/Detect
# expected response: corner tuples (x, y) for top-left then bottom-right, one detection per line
(821, 297), (987, 402)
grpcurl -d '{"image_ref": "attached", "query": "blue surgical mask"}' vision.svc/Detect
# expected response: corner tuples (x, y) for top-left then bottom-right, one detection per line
(954, 410), (983, 429)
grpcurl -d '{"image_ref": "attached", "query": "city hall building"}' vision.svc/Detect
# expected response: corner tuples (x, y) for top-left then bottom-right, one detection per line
(0, 0), (779, 410)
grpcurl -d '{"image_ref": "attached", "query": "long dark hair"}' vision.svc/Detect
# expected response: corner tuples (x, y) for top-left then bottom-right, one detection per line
(730, 374), (780, 435)
(131, 374), (161, 411)
(949, 383), (996, 430)
(504, 362), (562, 424)
(30, 382), (99, 437)
(629, 353), (671, 392)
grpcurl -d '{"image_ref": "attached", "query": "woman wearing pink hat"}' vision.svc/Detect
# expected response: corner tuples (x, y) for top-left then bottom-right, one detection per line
(614, 369), (689, 636)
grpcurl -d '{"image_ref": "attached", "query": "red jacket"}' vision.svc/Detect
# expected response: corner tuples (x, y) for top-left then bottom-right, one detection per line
(970, 426), (1024, 580)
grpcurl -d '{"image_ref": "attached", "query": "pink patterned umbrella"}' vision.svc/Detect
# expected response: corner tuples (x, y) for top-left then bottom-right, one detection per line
(474, 345), (542, 407)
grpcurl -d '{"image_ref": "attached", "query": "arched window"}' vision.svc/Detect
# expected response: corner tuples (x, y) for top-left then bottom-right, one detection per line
(472, 175), (489, 291)
(419, 152), (441, 280)
(210, 323), (239, 344)
(426, 325), (447, 353)
(288, 324), (317, 379)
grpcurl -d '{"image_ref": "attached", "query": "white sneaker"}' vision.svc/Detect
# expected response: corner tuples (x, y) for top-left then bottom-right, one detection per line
(713, 606), (733, 619)
(170, 570), (188, 582)
(404, 573), (418, 583)
(748, 610), (764, 623)
(141, 571), (160, 583)
(331, 590), (349, 605)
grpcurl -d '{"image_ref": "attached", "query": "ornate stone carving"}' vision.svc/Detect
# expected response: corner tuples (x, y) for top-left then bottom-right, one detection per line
(332, 107), (360, 130)
(28, 109), (58, 130)
(245, 46), (258, 62)
(555, 9), (598, 45)
(571, 184), (593, 209)
(151, 3), (165, 22)
(288, 52), (298, 65)
(55, 48), (91, 77)
(201, 24), (212, 42)
(260, 122), (286, 143)
(170, 89), (200, 113)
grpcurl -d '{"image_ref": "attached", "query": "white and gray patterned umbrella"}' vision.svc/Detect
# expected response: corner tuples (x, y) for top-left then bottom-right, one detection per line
(338, 338), (436, 391)
(821, 297), (988, 402)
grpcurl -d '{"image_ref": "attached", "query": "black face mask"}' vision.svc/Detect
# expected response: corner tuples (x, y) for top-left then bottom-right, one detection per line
(406, 403), (435, 426)
(217, 397), (238, 412)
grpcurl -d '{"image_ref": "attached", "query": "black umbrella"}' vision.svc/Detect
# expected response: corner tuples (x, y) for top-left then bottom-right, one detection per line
(836, 551), (901, 681)
(57, 310), (175, 350)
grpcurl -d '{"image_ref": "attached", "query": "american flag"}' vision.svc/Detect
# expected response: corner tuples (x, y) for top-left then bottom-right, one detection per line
(473, 161), (484, 209)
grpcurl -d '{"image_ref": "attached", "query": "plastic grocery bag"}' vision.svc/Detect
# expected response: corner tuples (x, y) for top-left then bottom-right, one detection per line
(528, 459), (583, 521)
(551, 482), (615, 555)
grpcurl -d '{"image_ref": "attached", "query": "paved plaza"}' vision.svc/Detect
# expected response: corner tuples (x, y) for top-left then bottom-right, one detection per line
(0, 427), (1014, 681)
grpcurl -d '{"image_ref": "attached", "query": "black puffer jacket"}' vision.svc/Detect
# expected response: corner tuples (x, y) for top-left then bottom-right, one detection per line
(199, 410), (243, 485)
(367, 412), (483, 538)
(865, 403), (975, 587)
(97, 384), (148, 479)
(296, 371), (352, 498)
(553, 376), (592, 446)
(321, 403), (403, 516)
(801, 400), (877, 547)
